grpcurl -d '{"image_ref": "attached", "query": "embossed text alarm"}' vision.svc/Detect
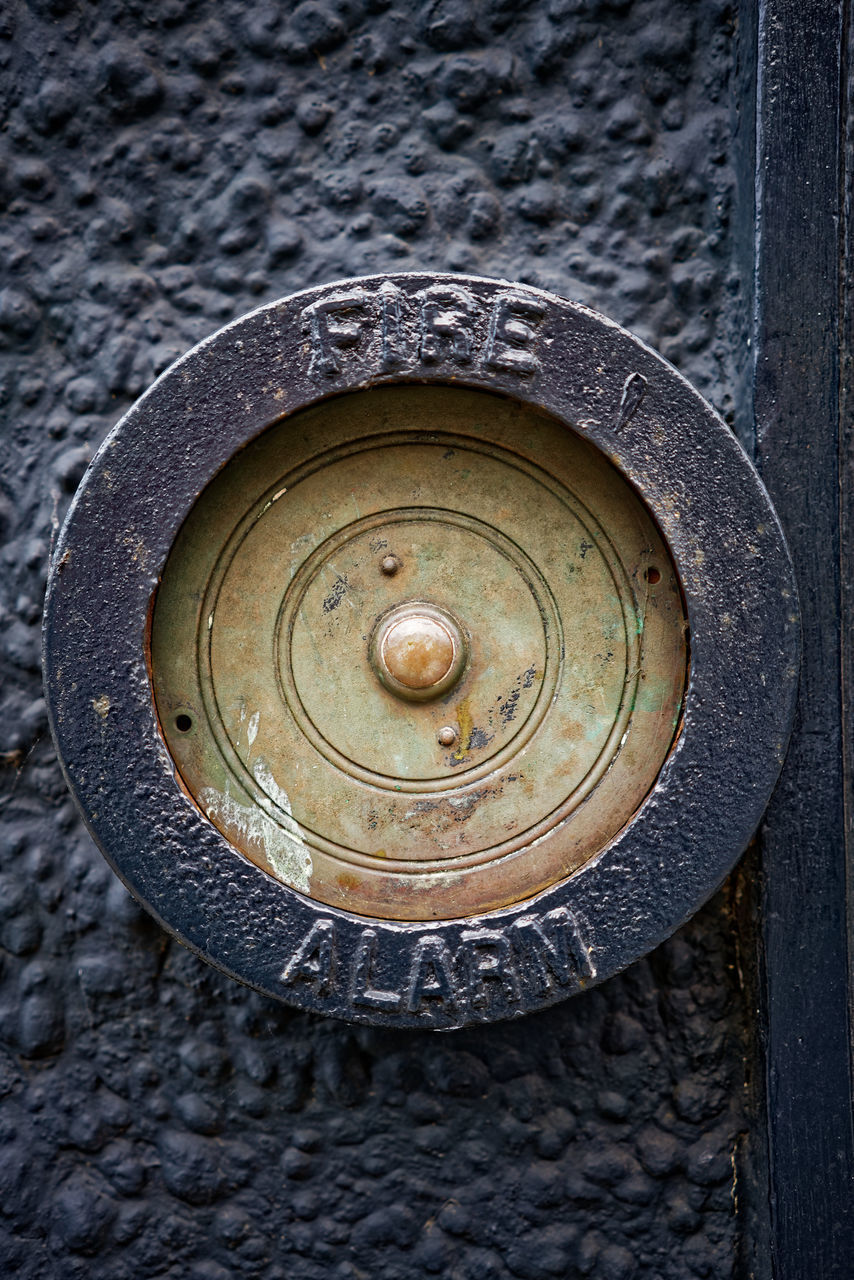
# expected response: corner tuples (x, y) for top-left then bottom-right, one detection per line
(44, 274), (799, 1027)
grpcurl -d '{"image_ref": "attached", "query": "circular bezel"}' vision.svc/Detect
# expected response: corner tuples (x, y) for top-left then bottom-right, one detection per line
(43, 273), (799, 1028)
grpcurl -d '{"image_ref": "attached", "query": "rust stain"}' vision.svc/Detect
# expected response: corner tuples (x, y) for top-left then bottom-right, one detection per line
(452, 696), (473, 761)
(122, 531), (151, 571)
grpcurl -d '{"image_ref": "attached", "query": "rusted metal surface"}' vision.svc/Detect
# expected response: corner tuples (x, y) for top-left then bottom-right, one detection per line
(151, 384), (687, 921)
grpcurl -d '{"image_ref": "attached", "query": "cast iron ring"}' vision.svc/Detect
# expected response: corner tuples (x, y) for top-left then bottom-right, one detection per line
(43, 273), (799, 1028)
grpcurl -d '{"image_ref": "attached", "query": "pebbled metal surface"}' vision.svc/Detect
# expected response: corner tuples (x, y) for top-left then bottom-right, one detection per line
(150, 383), (688, 920)
(0, 0), (763, 1274)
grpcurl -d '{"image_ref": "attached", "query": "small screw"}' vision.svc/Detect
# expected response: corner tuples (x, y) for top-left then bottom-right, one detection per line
(438, 726), (457, 747)
(380, 555), (399, 576)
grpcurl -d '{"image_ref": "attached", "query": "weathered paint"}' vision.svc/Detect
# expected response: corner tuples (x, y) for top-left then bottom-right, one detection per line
(200, 756), (312, 895)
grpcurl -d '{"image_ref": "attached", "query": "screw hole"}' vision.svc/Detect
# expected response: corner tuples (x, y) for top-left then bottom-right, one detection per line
(645, 566), (661, 585)
(175, 714), (193, 732)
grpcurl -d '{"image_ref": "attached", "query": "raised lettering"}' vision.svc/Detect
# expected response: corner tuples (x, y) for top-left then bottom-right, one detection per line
(281, 909), (595, 1016)
(302, 290), (369, 378)
(459, 928), (520, 1008)
(351, 929), (401, 1010)
(379, 280), (408, 371)
(406, 935), (458, 1012)
(299, 281), (555, 381)
(484, 291), (545, 375)
(280, 919), (336, 994)
(510, 907), (595, 994)
(417, 285), (478, 365)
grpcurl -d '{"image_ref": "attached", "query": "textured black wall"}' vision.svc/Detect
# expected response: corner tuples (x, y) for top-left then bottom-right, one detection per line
(1, 1), (747, 1276)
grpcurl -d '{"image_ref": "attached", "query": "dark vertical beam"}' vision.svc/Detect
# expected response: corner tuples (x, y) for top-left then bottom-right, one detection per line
(753, 1), (854, 1276)
(841, 0), (854, 1092)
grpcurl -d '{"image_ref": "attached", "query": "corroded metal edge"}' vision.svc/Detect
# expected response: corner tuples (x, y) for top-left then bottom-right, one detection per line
(43, 272), (800, 1028)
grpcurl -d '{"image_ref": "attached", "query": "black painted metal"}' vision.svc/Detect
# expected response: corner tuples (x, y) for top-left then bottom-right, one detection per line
(1, 0), (846, 1270)
(751, 0), (854, 1274)
(43, 273), (799, 1028)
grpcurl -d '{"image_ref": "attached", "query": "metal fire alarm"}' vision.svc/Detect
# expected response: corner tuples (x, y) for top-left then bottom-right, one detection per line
(44, 274), (799, 1027)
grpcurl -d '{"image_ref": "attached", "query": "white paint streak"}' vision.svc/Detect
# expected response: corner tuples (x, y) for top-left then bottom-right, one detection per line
(247, 710), (260, 749)
(200, 757), (311, 893)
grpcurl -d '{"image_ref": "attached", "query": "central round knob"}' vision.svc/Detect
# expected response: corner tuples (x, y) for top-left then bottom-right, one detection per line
(382, 615), (455, 690)
(370, 601), (468, 702)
